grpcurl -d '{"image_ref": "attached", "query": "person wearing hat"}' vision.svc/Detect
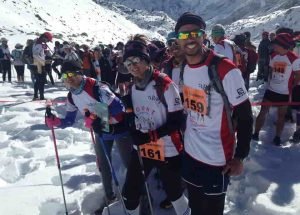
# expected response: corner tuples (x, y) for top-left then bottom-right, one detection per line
(211, 24), (236, 62)
(258, 31), (271, 82)
(11, 43), (25, 82)
(0, 37), (12, 82)
(63, 44), (80, 63)
(51, 41), (64, 79)
(233, 33), (258, 91)
(175, 12), (253, 214)
(45, 60), (133, 207)
(32, 32), (53, 99)
(162, 31), (185, 95)
(102, 36), (190, 215)
(253, 33), (300, 146)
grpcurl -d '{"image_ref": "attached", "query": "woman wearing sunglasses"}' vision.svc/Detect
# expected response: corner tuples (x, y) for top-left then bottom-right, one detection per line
(45, 60), (133, 208)
(102, 36), (190, 215)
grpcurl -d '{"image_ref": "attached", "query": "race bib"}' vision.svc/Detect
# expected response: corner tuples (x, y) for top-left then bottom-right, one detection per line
(183, 86), (207, 115)
(139, 139), (165, 161)
(273, 61), (287, 74)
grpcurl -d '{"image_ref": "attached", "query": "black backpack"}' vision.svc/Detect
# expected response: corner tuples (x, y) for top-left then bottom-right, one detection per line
(22, 44), (33, 64)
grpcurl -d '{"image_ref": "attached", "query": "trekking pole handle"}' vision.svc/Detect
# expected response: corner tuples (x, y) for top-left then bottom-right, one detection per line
(46, 105), (54, 118)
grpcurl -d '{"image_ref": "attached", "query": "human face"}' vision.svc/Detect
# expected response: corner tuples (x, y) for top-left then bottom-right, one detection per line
(167, 40), (184, 59)
(62, 72), (82, 89)
(176, 24), (204, 58)
(124, 56), (148, 79)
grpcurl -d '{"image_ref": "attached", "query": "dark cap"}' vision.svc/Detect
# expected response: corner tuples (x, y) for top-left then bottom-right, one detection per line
(123, 40), (150, 63)
(61, 61), (82, 74)
(175, 12), (206, 33)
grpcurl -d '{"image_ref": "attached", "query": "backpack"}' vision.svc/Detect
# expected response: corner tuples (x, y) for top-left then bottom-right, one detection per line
(153, 70), (172, 109)
(163, 57), (186, 87)
(13, 50), (23, 60)
(22, 44), (33, 64)
(206, 54), (234, 134)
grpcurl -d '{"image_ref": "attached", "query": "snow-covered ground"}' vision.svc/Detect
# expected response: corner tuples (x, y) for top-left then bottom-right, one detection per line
(1, 0), (300, 214)
(1, 69), (300, 215)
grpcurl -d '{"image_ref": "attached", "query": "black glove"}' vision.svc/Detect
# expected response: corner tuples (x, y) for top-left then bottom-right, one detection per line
(91, 117), (105, 135)
(131, 130), (151, 146)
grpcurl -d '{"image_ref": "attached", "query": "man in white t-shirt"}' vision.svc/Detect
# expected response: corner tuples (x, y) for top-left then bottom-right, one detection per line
(253, 33), (300, 146)
(175, 12), (253, 215)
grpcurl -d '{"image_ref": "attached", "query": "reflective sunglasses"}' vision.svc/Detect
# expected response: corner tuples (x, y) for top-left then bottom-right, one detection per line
(177, 30), (204, 40)
(124, 57), (142, 68)
(61, 72), (77, 80)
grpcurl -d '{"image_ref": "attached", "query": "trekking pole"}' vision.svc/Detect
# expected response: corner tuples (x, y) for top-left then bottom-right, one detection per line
(136, 145), (154, 215)
(45, 105), (68, 215)
(85, 110), (127, 214)
(97, 135), (128, 215)
(89, 128), (112, 215)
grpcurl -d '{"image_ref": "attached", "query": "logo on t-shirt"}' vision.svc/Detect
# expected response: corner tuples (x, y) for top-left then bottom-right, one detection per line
(236, 88), (246, 99)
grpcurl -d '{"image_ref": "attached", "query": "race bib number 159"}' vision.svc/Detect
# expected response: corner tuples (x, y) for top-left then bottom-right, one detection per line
(183, 86), (207, 115)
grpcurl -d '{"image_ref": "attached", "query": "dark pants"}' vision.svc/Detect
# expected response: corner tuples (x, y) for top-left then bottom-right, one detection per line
(122, 150), (183, 210)
(33, 67), (46, 99)
(1, 60), (11, 82)
(14, 65), (25, 80)
(182, 153), (229, 215)
(187, 183), (226, 215)
(94, 133), (132, 200)
(258, 59), (269, 81)
(45, 63), (54, 85)
(51, 59), (62, 77)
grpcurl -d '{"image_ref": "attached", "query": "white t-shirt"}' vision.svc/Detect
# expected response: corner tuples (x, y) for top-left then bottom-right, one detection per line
(269, 51), (300, 95)
(66, 78), (115, 116)
(131, 78), (183, 157)
(183, 51), (248, 166)
(214, 39), (235, 61)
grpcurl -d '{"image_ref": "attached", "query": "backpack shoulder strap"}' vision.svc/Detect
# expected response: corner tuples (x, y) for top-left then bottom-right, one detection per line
(67, 91), (76, 107)
(163, 58), (173, 78)
(179, 59), (186, 85)
(153, 70), (171, 109)
(208, 54), (234, 134)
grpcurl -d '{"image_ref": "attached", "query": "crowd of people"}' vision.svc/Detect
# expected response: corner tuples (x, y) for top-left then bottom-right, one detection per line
(2, 11), (300, 215)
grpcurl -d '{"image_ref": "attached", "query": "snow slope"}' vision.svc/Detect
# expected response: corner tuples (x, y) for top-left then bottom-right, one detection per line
(0, 0), (165, 48)
(99, 0), (300, 41)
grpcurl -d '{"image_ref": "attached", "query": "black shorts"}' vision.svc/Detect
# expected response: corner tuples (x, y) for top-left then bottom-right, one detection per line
(292, 85), (300, 110)
(263, 89), (289, 103)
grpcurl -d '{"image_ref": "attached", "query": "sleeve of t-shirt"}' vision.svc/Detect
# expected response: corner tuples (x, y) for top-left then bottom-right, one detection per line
(292, 58), (300, 72)
(222, 68), (249, 106)
(164, 82), (183, 112)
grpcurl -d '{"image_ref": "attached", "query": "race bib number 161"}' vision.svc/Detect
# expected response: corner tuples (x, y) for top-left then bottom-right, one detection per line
(139, 139), (165, 161)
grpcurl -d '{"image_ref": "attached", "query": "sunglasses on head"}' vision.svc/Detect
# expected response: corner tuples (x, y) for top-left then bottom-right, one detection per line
(177, 30), (204, 40)
(124, 57), (142, 68)
(61, 72), (77, 80)
(167, 39), (178, 47)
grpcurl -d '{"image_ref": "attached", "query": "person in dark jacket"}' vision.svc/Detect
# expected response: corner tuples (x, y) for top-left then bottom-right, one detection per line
(257, 32), (271, 82)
